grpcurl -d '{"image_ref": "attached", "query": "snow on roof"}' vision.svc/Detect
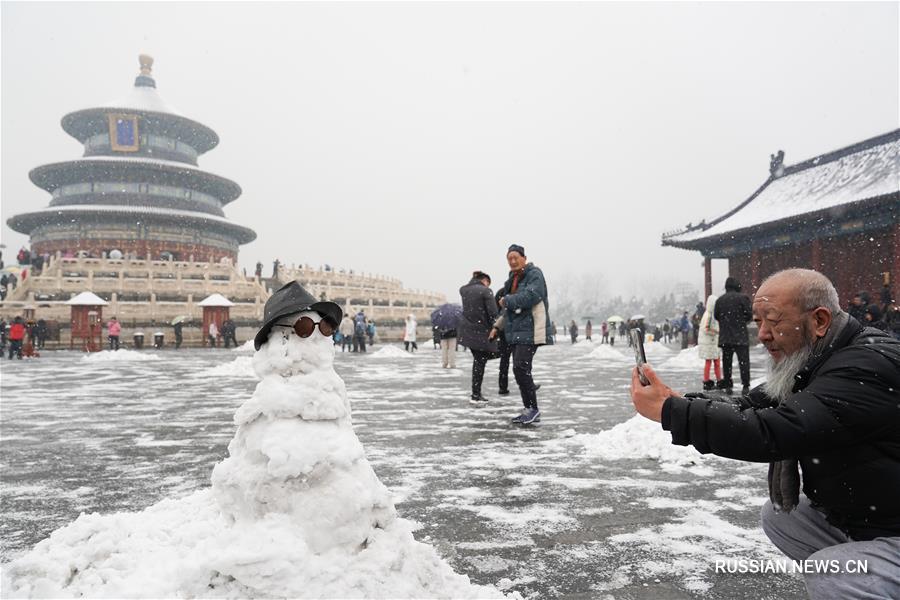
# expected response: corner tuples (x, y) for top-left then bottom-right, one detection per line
(198, 293), (235, 307)
(66, 154), (201, 171)
(28, 156), (243, 202)
(664, 131), (899, 246)
(66, 291), (109, 306)
(101, 85), (181, 116)
(11, 204), (257, 243)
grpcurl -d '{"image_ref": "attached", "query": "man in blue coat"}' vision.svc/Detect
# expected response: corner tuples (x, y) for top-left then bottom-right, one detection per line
(490, 244), (553, 424)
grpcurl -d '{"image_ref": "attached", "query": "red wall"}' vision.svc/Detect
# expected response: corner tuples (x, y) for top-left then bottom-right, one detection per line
(33, 239), (236, 263)
(726, 224), (896, 307)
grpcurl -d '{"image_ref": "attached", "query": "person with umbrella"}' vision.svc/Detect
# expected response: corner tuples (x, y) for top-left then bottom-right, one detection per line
(431, 303), (462, 368)
(490, 244), (553, 425)
(608, 315), (624, 345)
(458, 271), (498, 403)
(172, 316), (186, 349)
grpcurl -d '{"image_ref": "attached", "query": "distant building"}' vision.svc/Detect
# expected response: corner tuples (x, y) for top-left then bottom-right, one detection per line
(1, 56), (444, 342)
(662, 130), (899, 303)
(7, 55), (255, 262)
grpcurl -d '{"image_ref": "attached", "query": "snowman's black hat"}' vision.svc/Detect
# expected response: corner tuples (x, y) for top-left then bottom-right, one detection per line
(254, 281), (343, 350)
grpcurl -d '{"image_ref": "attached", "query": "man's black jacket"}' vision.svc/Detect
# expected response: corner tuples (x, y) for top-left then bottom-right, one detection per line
(713, 290), (752, 346)
(662, 317), (900, 540)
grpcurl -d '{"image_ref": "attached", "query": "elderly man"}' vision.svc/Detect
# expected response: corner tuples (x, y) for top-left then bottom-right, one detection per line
(630, 269), (900, 598)
(490, 244), (553, 424)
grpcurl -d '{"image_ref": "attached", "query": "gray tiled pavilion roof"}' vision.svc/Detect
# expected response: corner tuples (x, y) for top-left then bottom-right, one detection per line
(662, 130), (899, 249)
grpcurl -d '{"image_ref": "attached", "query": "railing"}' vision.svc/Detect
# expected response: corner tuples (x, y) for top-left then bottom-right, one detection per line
(3, 254), (446, 324)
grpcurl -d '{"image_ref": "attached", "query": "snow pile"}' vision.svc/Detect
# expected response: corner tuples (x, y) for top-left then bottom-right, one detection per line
(197, 356), (258, 379)
(369, 345), (414, 359)
(641, 341), (672, 361)
(231, 339), (256, 354)
(81, 349), (160, 363)
(657, 346), (704, 371)
(585, 345), (631, 364)
(3, 311), (507, 599)
(568, 415), (709, 468)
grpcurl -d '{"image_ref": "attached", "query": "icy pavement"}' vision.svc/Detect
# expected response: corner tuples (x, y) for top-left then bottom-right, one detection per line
(0, 341), (806, 598)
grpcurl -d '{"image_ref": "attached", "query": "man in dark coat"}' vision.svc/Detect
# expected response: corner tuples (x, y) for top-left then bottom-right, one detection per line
(35, 318), (48, 349)
(863, 304), (889, 332)
(847, 292), (867, 323)
(495, 288), (513, 395)
(631, 269), (900, 599)
(458, 271), (499, 403)
(221, 319), (238, 348)
(0, 317), (7, 352)
(714, 276), (753, 395)
(490, 245), (553, 424)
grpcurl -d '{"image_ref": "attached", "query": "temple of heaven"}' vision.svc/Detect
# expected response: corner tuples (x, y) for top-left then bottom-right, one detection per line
(7, 55), (256, 263)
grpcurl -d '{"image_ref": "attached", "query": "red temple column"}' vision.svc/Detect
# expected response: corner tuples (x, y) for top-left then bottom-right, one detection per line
(750, 249), (760, 290)
(703, 255), (712, 299)
(811, 238), (822, 272)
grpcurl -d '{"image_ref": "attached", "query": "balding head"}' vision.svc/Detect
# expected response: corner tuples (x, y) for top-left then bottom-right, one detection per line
(754, 269), (842, 401)
(753, 268), (840, 363)
(757, 269), (841, 314)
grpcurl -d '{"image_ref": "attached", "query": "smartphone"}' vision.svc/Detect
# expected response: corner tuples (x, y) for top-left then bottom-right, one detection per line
(630, 329), (650, 386)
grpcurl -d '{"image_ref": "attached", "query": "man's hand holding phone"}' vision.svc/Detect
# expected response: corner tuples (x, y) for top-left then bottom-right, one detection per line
(630, 364), (676, 423)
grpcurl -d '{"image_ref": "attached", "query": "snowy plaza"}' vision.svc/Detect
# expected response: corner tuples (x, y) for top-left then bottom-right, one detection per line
(1, 340), (806, 598)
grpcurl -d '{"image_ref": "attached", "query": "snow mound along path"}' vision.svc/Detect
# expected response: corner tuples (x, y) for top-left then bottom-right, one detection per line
(231, 339), (256, 354)
(567, 415), (710, 468)
(657, 346), (704, 371)
(195, 356), (258, 379)
(3, 311), (511, 599)
(0, 489), (506, 599)
(80, 349), (160, 363)
(369, 345), (414, 359)
(585, 345), (631, 364)
(641, 341), (673, 361)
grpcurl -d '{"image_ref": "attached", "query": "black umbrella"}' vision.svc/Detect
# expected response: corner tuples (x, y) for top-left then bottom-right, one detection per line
(431, 303), (463, 330)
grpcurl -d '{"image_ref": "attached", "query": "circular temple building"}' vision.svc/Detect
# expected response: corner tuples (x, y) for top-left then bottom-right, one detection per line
(7, 55), (255, 263)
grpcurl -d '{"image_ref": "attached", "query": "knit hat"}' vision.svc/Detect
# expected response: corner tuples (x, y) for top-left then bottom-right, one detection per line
(507, 244), (526, 257)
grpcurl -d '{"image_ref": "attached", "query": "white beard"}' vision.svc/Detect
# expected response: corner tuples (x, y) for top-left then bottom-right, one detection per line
(763, 342), (814, 402)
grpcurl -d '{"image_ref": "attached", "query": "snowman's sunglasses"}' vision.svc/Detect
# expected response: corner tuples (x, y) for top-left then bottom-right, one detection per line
(275, 316), (335, 338)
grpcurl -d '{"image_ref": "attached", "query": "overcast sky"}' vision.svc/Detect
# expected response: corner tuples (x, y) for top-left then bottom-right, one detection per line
(2, 2), (897, 301)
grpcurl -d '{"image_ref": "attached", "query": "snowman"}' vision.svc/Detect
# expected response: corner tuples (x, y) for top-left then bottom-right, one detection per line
(210, 281), (397, 559)
(2, 281), (509, 599)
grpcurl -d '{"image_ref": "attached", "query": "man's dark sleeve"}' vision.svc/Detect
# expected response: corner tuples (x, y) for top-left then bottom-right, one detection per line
(485, 288), (499, 321)
(742, 295), (753, 323)
(661, 346), (899, 462)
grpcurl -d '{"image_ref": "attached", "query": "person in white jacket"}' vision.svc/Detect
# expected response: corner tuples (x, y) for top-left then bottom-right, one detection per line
(697, 294), (722, 390)
(338, 315), (355, 352)
(403, 314), (418, 352)
(207, 320), (219, 348)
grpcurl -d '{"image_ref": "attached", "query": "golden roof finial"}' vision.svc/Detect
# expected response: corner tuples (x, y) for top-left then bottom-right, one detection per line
(139, 54), (154, 77)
